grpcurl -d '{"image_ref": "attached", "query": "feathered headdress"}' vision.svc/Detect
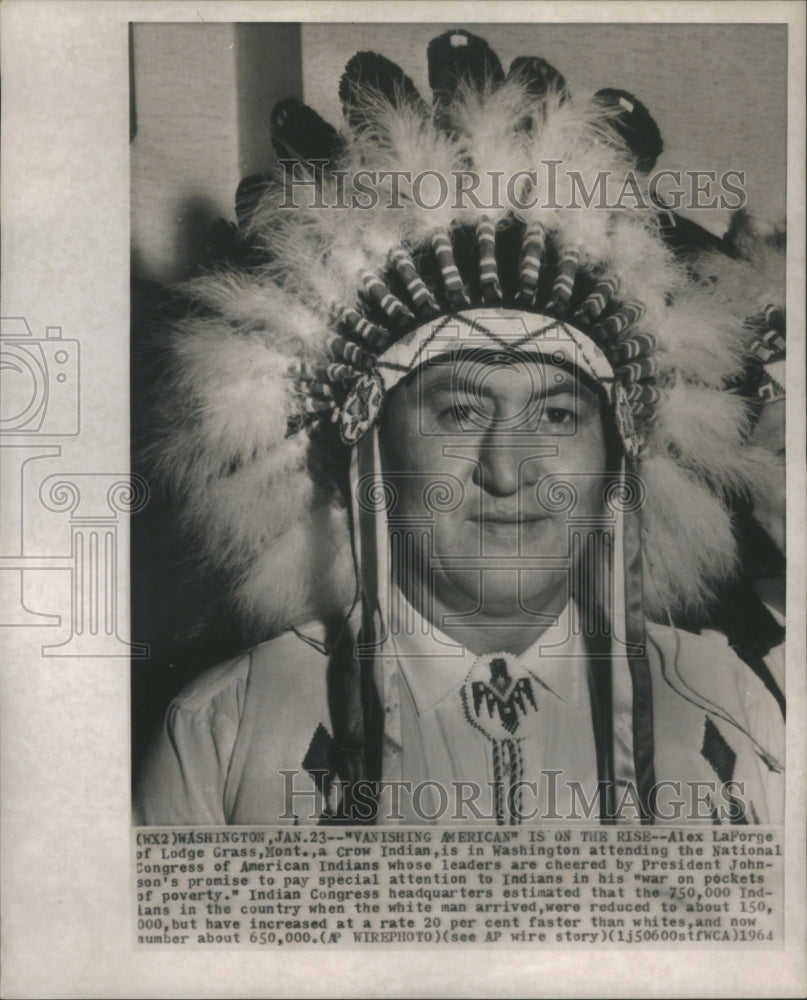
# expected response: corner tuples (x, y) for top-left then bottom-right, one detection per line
(141, 30), (784, 640)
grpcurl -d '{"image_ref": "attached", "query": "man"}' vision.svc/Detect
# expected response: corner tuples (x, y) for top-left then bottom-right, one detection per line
(134, 30), (784, 826)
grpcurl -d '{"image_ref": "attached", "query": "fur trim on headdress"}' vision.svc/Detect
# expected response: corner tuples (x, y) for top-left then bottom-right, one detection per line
(140, 31), (785, 634)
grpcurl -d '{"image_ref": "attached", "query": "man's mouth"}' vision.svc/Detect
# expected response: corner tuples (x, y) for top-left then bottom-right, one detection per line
(470, 512), (549, 525)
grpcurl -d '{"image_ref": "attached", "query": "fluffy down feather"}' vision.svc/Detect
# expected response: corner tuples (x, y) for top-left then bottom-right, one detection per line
(701, 210), (786, 311)
(658, 283), (754, 386)
(337, 85), (463, 238)
(145, 325), (299, 492)
(607, 216), (682, 328)
(515, 90), (648, 266)
(182, 272), (328, 355)
(234, 504), (355, 636)
(448, 78), (539, 224)
(639, 453), (739, 619)
(653, 382), (782, 501)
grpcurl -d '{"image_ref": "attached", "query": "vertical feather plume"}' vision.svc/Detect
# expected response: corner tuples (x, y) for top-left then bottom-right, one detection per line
(340, 51), (428, 129)
(515, 91), (648, 268)
(337, 84), (463, 240)
(607, 217), (681, 329)
(446, 77), (533, 223)
(428, 29), (505, 119)
(270, 97), (341, 168)
(507, 55), (569, 102)
(594, 89), (662, 173)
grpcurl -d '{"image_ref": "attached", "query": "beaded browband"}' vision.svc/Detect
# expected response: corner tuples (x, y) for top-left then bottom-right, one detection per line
(290, 217), (658, 457)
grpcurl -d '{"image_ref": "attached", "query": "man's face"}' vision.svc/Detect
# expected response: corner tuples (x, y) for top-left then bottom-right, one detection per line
(378, 350), (608, 628)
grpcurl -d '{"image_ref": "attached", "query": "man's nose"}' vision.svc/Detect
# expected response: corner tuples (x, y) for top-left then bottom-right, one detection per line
(472, 440), (555, 496)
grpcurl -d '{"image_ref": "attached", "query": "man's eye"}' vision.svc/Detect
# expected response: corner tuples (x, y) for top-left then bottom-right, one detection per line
(438, 403), (473, 424)
(543, 407), (575, 428)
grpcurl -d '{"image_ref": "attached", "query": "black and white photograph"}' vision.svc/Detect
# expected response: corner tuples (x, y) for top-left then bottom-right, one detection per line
(131, 22), (787, 826)
(1, 3), (805, 998)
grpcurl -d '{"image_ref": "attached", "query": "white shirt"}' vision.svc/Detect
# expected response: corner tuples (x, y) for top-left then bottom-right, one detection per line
(378, 590), (609, 823)
(134, 614), (784, 826)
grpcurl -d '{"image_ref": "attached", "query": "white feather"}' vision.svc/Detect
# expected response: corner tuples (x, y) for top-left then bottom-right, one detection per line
(653, 383), (781, 499)
(639, 454), (738, 619)
(658, 283), (752, 386)
(235, 503), (355, 634)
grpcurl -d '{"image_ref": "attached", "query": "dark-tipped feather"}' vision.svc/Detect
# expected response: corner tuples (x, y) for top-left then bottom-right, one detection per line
(595, 88), (662, 173)
(427, 29), (505, 110)
(270, 97), (340, 167)
(507, 55), (569, 102)
(339, 51), (427, 131)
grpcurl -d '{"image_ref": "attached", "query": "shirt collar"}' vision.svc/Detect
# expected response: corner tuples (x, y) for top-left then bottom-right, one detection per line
(385, 587), (586, 715)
